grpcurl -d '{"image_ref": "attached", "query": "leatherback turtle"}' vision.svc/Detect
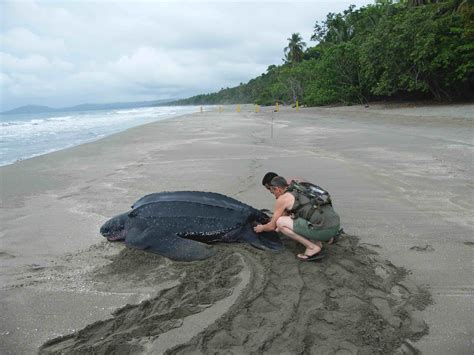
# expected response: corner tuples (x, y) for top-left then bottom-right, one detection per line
(100, 191), (282, 261)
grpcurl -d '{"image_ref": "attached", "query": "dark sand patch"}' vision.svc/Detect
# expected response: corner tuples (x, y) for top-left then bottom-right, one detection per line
(39, 234), (431, 354)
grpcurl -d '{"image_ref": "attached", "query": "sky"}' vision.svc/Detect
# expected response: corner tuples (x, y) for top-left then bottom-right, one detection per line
(1, 0), (373, 111)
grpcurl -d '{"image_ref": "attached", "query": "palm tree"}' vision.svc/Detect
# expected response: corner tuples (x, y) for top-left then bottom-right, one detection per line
(284, 33), (306, 63)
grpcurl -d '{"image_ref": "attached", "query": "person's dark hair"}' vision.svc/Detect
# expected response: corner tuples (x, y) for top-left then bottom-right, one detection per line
(270, 176), (288, 188)
(262, 172), (278, 186)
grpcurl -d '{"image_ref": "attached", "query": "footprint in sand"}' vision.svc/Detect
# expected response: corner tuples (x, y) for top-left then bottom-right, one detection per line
(409, 244), (435, 252)
(0, 251), (16, 259)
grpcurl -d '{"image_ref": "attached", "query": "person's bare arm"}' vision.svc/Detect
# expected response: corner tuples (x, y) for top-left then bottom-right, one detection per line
(254, 194), (291, 233)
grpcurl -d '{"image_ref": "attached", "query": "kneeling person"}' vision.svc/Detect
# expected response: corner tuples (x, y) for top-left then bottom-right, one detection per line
(254, 176), (340, 261)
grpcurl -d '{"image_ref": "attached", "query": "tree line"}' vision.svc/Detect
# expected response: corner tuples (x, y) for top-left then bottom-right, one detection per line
(172, 0), (473, 106)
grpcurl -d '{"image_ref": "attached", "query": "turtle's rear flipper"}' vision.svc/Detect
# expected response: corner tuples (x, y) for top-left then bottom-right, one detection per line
(126, 226), (216, 261)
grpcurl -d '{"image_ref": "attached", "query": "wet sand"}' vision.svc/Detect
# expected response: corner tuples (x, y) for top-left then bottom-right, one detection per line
(1, 103), (472, 353)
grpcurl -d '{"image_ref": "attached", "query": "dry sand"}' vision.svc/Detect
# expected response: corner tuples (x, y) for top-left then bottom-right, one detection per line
(1, 103), (472, 354)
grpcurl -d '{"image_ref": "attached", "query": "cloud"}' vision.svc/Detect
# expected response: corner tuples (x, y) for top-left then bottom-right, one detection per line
(1, 52), (74, 72)
(1, 0), (373, 110)
(0, 27), (67, 56)
(0, 72), (13, 88)
(111, 47), (186, 85)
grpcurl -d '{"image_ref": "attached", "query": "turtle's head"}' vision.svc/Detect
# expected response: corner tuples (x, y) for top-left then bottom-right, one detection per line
(100, 213), (129, 241)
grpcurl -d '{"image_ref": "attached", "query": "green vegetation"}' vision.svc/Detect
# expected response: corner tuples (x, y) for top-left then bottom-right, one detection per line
(284, 33), (306, 63)
(174, 0), (473, 106)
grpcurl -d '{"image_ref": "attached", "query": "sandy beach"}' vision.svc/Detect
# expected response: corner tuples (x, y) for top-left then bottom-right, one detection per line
(1, 103), (472, 354)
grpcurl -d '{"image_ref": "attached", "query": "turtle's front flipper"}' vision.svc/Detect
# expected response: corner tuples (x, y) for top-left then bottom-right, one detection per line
(126, 226), (216, 261)
(240, 224), (283, 251)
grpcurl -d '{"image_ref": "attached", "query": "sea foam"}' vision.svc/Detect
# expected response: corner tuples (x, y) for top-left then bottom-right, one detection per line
(0, 105), (203, 166)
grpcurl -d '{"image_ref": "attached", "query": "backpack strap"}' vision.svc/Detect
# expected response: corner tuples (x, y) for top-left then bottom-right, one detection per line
(290, 190), (323, 221)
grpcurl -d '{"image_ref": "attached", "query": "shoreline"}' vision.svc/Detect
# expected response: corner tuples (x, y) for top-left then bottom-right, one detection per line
(1, 103), (472, 353)
(0, 105), (207, 168)
(2, 101), (471, 169)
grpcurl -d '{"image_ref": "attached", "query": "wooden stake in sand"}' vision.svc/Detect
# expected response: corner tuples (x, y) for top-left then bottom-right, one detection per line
(271, 113), (274, 139)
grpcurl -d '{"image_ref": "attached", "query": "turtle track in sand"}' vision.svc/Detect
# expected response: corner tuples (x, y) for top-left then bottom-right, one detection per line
(39, 234), (431, 354)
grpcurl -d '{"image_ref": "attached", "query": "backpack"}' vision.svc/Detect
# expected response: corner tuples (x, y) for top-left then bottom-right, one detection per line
(287, 180), (332, 207)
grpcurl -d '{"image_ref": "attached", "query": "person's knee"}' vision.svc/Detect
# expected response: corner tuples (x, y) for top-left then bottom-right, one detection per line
(276, 217), (285, 229)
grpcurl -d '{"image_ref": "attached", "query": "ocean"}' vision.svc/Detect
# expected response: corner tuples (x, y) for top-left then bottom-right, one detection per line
(0, 105), (204, 166)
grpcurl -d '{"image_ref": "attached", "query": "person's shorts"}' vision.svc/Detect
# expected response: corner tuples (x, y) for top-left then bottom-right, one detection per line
(293, 218), (340, 242)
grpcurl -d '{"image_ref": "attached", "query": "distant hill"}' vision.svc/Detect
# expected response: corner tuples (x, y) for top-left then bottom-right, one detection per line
(1, 99), (176, 115)
(2, 105), (56, 115)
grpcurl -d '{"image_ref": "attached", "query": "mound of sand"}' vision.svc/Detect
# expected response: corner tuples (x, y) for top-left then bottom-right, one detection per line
(39, 234), (431, 354)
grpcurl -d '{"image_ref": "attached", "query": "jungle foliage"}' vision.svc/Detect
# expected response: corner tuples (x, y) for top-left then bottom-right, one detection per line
(174, 0), (473, 106)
